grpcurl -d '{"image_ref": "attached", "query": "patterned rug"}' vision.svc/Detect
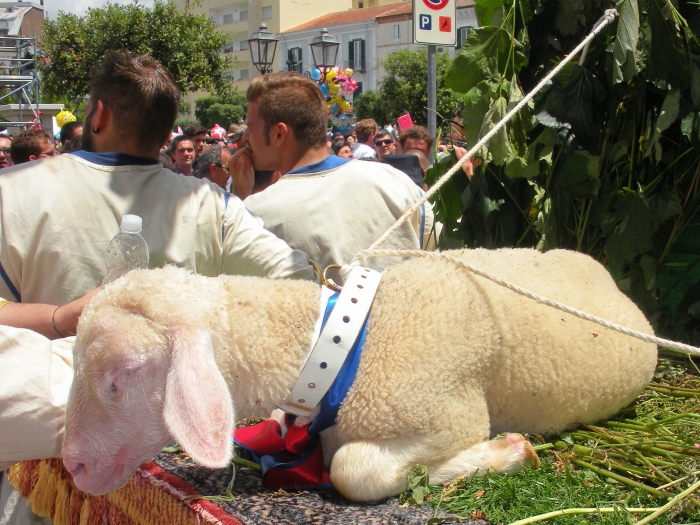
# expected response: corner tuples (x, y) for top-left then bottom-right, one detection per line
(8, 450), (489, 525)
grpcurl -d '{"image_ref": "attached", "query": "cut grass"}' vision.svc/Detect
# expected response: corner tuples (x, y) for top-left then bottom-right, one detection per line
(402, 351), (700, 524)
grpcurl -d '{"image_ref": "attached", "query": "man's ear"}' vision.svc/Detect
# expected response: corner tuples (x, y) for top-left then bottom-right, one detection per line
(270, 122), (289, 147)
(91, 100), (111, 132)
(28, 154), (37, 161)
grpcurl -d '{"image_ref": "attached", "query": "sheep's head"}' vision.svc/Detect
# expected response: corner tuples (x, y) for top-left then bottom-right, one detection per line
(62, 270), (234, 495)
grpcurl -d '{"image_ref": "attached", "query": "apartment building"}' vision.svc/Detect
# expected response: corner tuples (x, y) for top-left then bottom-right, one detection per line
(170, 0), (351, 121)
(279, 0), (476, 94)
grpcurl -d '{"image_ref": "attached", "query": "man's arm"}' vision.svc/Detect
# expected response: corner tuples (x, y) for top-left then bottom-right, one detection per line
(0, 326), (73, 469)
(0, 288), (100, 340)
(220, 196), (317, 282)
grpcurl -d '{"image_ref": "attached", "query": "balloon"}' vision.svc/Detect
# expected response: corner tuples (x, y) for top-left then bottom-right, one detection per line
(320, 83), (328, 97)
(56, 110), (76, 128)
(344, 68), (354, 78)
(210, 124), (226, 140)
(328, 83), (340, 96)
(313, 69), (320, 81)
(331, 103), (339, 116)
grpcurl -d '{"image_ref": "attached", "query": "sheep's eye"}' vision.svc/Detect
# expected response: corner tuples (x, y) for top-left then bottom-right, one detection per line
(117, 367), (142, 377)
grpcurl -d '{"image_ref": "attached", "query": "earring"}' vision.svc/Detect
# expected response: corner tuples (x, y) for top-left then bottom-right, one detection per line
(91, 126), (100, 134)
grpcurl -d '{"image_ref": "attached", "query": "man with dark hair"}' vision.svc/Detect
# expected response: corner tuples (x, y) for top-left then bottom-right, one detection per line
(352, 118), (378, 160)
(59, 121), (83, 145)
(373, 129), (396, 162)
(10, 128), (56, 164)
(195, 145), (231, 190)
(398, 125), (434, 155)
(233, 71), (435, 271)
(183, 124), (208, 160)
(0, 53), (315, 518)
(169, 134), (195, 175)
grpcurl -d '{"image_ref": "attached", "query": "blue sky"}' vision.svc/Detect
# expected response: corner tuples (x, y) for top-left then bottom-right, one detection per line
(45, 0), (155, 19)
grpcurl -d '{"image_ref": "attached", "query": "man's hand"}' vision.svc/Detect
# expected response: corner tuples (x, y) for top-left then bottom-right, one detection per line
(54, 287), (100, 337)
(0, 286), (100, 339)
(453, 146), (482, 179)
(228, 146), (255, 200)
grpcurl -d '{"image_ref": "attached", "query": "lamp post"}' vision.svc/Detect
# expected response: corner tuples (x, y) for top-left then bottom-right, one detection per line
(309, 28), (340, 71)
(248, 23), (279, 75)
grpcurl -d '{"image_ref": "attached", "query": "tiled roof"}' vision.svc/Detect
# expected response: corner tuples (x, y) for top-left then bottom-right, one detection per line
(282, 3), (415, 33)
(283, 0), (475, 33)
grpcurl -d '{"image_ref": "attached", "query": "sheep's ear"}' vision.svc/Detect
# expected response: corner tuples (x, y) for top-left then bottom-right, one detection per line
(163, 327), (234, 468)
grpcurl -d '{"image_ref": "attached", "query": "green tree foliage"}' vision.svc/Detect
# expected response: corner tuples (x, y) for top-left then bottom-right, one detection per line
(194, 92), (247, 129)
(429, 0), (700, 343)
(354, 48), (458, 126)
(39, 1), (232, 104)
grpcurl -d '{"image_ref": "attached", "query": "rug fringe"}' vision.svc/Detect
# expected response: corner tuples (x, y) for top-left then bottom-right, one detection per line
(7, 460), (202, 525)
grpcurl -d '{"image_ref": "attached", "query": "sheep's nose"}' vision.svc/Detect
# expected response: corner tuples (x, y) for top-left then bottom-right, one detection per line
(63, 457), (86, 478)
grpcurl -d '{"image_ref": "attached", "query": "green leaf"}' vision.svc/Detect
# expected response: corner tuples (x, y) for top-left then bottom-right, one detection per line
(479, 96), (514, 165)
(612, 0), (640, 83)
(647, 0), (687, 89)
(554, 0), (589, 36)
(535, 65), (607, 150)
(504, 127), (557, 179)
(460, 98), (491, 151)
(445, 26), (527, 96)
(405, 464), (431, 505)
(640, 255), (657, 291)
(644, 87), (680, 160)
(604, 193), (654, 267)
(552, 150), (600, 199)
(475, 0), (504, 27)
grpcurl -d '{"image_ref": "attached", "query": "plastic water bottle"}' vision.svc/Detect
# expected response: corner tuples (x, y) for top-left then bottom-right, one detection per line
(102, 214), (149, 287)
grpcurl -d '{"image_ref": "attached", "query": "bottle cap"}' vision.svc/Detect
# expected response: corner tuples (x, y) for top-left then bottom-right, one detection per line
(120, 214), (143, 233)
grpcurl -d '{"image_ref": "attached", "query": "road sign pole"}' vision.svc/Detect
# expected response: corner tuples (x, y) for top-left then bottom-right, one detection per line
(427, 43), (437, 157)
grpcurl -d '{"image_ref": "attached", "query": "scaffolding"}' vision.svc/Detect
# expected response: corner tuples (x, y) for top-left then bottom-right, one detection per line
(0, 34), (41, 129)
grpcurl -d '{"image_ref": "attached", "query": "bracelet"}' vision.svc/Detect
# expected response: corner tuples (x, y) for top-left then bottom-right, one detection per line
(0, 300), (9, 310)
(51, 306), (66, 338)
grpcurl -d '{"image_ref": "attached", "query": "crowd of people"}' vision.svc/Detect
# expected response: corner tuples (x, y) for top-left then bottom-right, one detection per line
(0, 50), (478, 524)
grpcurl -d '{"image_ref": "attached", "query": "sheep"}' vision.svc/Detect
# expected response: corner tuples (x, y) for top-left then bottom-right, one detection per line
(62, 248), (657, 503)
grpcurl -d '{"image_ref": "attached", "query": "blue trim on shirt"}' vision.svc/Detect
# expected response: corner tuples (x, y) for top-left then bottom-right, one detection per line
(222, 191), (231, 243)
(286, 156), (351, 175)
(420, 202), (426, 248)
(0, 262), (19, 302)
(71, 150), (159, 167)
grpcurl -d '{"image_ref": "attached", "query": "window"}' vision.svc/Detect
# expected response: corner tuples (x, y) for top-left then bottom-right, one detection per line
(240, 69), (249, 81)
(287, 47), (302, 72)
(368, 0), (374, 5)
(261, 6), (272, 20)
(225, 71), (235, 82)
(223, 13), (233, 24)
(392, 24), (400, 42)
(223, 42), (235, 53)
(240, 40), (248, 51)
(240, 10), (248, 21)
(358, 1), (363, 7)
(348, 39), (366, 70)
(457, 26), (472, 49)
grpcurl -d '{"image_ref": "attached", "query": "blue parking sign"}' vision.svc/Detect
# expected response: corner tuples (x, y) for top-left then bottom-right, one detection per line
(419, 14), (432, 30)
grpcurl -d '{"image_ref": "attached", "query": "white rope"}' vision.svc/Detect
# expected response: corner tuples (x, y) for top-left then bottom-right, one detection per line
(350, 8), (619, 268)
(352, 249), (700, 356)
(346, 8), (700, 357)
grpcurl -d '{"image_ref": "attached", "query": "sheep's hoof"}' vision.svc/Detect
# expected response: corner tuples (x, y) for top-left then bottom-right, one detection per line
(503, 433), (540, 469)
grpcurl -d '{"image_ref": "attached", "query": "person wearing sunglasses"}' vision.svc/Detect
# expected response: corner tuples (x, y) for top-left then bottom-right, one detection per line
(194, 145), (232, 190)
(10, 129), (56, 165)
(373, 130), (396, 162)
(0, 135), (11, 170)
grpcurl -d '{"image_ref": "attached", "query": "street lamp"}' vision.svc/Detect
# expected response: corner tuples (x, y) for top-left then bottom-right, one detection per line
(248, 23), (279, 75)
(309, 28), (340, 70)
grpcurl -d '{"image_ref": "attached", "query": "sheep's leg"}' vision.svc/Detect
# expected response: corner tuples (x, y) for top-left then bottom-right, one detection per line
(427, 433), (540, 485)
(330, 434), (539, 502)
